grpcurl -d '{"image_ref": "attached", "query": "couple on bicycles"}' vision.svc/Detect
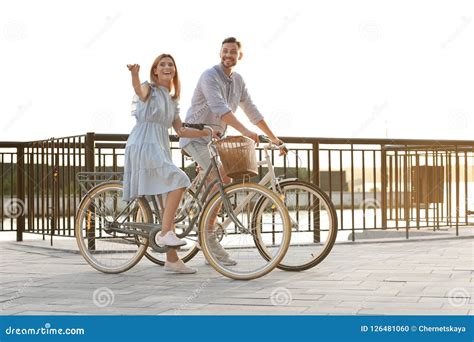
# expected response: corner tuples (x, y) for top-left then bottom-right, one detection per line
(122, 37), (285, 274)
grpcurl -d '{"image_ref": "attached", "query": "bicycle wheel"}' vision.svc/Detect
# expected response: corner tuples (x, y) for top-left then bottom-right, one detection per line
(75, 182), (151, 273)
(254, 181), (338, 271)
(143, 189), (200, 265)
(200, 183), (291, 280)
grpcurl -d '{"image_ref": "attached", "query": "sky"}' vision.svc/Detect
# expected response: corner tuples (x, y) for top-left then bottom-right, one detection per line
(1, 0), (473, 142)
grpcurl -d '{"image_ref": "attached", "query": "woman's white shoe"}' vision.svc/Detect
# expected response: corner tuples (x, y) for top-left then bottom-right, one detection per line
(155, 231), (187, 247)
(164, 260), (197, 274)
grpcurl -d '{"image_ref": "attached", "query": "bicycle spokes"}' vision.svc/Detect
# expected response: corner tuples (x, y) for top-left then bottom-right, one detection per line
(75, 183), (151, 273)
(199, 183), (291, 280)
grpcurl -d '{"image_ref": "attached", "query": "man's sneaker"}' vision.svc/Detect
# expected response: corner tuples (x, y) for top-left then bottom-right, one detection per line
(205, 254), (237, 266)
(206, 232), (229, 259)
(156, 231), (186, 247)
(203, 232), (237, 266)
(164, 260), (197, 274)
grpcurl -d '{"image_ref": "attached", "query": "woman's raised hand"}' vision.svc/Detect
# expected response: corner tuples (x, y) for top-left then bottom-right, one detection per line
(127, 64), (140, 73)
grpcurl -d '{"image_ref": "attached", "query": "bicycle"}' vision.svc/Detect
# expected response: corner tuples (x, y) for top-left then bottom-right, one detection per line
(75, 125), (292, 280)
(145, 126), (338, 272)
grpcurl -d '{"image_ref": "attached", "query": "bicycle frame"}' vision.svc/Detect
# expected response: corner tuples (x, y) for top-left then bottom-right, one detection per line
(176, 137), (249, 235)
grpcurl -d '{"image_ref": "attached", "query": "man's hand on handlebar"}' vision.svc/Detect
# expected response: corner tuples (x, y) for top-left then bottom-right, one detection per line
(273, 138), (288, 156)
(242, 128), (259, 145)
(258, 135), (288, 156)
(271, 137), (284, 146)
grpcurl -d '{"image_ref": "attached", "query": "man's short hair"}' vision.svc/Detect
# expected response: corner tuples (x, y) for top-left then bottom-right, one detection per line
(221, 37), (242, 50)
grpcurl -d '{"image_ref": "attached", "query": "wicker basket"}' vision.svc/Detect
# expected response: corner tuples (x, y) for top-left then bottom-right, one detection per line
(215, 136), (258, 179)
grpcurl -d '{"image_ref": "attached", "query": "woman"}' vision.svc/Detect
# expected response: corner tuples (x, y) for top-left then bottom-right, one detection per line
(123, 54), (206, 274)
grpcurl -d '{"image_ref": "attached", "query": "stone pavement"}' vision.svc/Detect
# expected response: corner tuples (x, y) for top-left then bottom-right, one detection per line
(0, 235), (472, 316)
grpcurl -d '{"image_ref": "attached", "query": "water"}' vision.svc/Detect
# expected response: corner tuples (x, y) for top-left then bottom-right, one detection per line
(0, 209), (383, 243)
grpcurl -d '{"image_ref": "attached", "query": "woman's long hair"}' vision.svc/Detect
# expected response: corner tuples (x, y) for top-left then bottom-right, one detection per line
(149, 54), (181, 101)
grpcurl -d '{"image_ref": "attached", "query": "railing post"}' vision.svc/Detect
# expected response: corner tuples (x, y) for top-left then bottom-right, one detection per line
(85, 133), (96, 248)
(51, 152), (59, 246)
(85, 132), (95, 173)
(312, 142), (320, 187)
(455, 146), (459, 236)
(350, 144), (355, 241)
(16, 143), (25, 242)
(312, 142), (321, 243)
(381, 146), (387, 229)
(404, 151), (409, 239)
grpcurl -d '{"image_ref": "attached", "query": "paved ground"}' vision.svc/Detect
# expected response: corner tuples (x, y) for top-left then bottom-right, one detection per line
(0, 235), (472, 315)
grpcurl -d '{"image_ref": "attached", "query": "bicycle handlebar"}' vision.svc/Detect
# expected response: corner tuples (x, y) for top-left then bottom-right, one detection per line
(183, 123), (288, 153)
(183, 123), (206, 130)
(258, 135), (271, 144)
(183, 123), (220, 139)
(259, 135), (289, 154)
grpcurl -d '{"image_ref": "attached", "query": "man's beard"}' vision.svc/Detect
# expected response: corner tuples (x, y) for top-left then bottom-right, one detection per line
(221, 59), (237, 68)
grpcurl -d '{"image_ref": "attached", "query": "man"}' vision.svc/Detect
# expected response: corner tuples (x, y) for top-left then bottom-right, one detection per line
(180, 37), (284, 265)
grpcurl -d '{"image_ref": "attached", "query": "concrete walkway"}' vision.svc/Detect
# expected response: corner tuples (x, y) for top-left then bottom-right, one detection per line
(0, 236), (472, 315)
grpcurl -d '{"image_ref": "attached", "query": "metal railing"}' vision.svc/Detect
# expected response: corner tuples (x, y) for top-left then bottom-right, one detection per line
(1, 133), (473, 242)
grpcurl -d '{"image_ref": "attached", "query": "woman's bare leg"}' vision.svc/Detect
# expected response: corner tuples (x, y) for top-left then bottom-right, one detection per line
(160, 188), (185, 263)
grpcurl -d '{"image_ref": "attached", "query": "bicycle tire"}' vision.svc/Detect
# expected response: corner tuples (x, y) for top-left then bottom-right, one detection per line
(253, 181), (338, 271)
(75, 182), (150, 273)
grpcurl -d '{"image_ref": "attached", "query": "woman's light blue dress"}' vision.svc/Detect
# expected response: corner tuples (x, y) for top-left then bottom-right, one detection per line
(122, 82), (190, 201)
